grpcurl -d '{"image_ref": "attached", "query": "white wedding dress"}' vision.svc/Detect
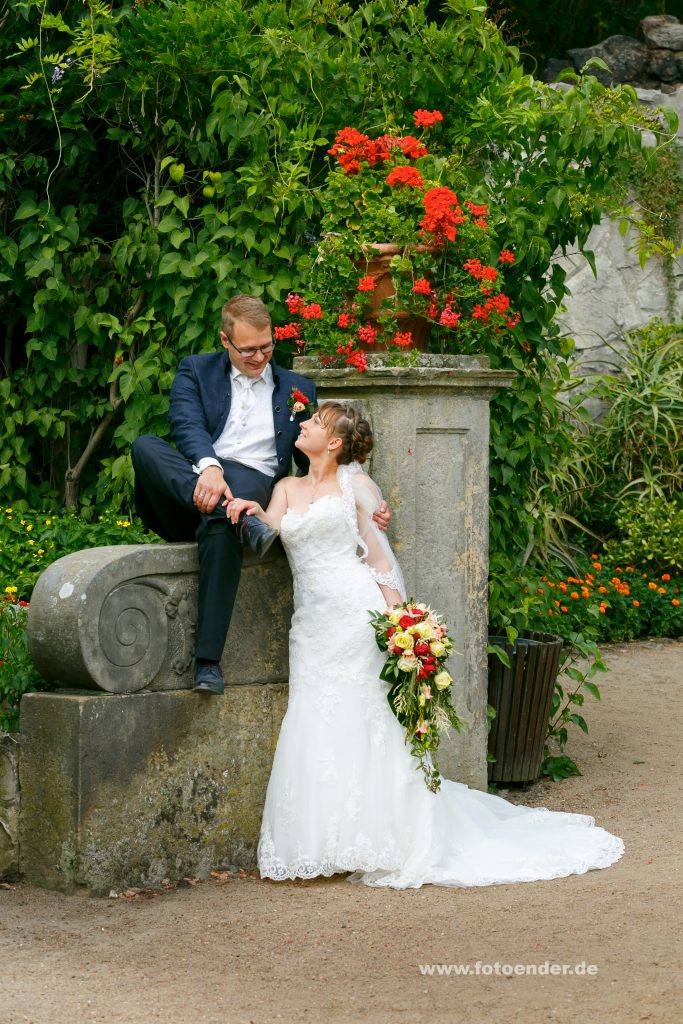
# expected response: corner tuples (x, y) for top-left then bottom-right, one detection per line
(257, 475), (624, 889)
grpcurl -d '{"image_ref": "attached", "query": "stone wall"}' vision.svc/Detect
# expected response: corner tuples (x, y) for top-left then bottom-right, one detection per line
(556, 214), (683, 374)
(544, 15), (683, 93)
(543, 18), (683, 370)
(0, 732), (20, 880)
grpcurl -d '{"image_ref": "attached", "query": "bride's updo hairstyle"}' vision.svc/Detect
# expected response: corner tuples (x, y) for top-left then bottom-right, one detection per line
(319, 402), (374, 465)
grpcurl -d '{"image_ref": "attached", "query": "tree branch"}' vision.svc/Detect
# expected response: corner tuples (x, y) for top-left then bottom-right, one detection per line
(64, 289), (147, 505)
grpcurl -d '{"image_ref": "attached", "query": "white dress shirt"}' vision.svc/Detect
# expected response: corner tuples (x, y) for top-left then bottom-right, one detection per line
(194, 362), (278, 478)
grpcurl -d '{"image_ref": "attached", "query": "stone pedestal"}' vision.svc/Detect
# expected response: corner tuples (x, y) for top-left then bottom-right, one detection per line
(296, 354), (514, 789)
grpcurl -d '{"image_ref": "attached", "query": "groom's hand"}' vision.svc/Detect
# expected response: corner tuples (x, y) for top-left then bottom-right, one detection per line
(194, 466), (232, 514)
(373, 500), (391, 532)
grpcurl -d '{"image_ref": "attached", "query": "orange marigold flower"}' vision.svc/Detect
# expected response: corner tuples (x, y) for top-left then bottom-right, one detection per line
(673, 599), (680, 607)
(599, 606), (606, 614)
(633, 600), (640, 608)
(570, 592), (579, 600)
(658, 587), (666, 595)
(648, 582), (658, 590)
(549, 582), (555, 588)
(662, 574), (671, 581)
(560, 606), (568, 613)
(598, 586), (607, 594)
(593, 563), (602, 571)
(558, 582), (567, 591)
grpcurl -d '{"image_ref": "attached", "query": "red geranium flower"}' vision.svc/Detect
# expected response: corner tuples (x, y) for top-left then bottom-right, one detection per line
(357, 276), (377, 292)
(302, 303), (323, 320)
(413, 109), (443, 128)
(386, 165), (424, 189)
(357, 324), (378, 345)
(412, 278), (432, 295)
(285, 293), (305, 314)
(274, 323), (300, 341)
(399, 135), (428, 160)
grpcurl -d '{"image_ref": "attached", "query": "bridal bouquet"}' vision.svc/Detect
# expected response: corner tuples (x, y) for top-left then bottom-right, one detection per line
(369, 600), (462, 793)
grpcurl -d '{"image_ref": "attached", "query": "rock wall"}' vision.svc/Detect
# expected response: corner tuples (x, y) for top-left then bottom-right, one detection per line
(543, 17), (683, 368)
(544, 15), (683, 93)
(556, 214), (683, 373)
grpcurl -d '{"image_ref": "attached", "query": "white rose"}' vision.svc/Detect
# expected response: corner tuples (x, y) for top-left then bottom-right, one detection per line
(434, 670), (453, 690)
(397, 653), (418, 672)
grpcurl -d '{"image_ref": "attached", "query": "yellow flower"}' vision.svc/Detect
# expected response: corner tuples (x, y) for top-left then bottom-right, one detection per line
(393, 631), (414, 650)
(28, 539), (34, 545)
(38, 548), (45, 555)
(5, 586), (18, 594)
(45, 519), (52, 526)
(388, 609), (402, 625)
(434, 670), (452, 690)
(20, 519), (25, 525)
(26, 524), (33, 531)
(5, 508), (12, 514)
(429, 640), (446, 657)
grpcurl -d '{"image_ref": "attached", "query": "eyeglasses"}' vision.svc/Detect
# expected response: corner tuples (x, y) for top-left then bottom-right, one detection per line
(227, 336), (274, 359)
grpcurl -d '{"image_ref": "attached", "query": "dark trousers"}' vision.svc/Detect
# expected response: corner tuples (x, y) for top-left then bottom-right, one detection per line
(131, 435), (274, 661)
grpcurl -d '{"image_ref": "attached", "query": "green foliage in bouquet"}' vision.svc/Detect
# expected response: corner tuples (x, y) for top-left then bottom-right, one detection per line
(369, 600), (462, 792)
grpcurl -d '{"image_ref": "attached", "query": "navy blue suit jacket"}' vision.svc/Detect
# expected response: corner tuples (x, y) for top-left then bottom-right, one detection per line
(168, 351), (317, 481)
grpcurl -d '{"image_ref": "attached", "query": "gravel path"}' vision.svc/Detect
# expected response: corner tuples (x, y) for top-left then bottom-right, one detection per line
(1, 639), (681, 1024)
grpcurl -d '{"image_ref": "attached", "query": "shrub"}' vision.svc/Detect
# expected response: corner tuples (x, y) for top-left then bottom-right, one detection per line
(531, 558), (682, 643)
(0, 596), (46, 733)
(604, 497), (683, 575)
(1, 507), (156, 601)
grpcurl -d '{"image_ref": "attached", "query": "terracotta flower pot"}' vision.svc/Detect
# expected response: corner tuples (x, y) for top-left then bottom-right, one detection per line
(352, 243), (434, 352)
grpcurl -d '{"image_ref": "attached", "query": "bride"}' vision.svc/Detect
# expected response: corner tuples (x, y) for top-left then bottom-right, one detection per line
(227, 402), (624, 888)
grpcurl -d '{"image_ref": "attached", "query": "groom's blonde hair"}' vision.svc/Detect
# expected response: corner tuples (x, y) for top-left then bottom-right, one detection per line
(221, 294), (272, 339)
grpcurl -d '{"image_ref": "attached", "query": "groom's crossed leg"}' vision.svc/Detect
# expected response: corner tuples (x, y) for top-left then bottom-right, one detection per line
(131, 435), (274, 664)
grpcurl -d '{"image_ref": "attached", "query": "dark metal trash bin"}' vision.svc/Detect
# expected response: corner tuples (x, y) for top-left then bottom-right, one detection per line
(487, 629), (563, 784)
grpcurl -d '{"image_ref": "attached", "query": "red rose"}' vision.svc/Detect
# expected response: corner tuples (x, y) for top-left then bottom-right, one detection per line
(387, 626), (396, 638)
(414, 641), (430, 655)
(399, 614), (416, 630)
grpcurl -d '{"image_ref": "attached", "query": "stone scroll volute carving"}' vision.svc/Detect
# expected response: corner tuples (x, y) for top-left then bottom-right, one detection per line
(28, 544), (200, 694)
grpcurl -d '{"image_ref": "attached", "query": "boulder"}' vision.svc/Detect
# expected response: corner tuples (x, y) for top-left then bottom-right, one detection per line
(567, 35), (649, 84)
(639, 15), (683, 51)
(648, 48), (680, 82)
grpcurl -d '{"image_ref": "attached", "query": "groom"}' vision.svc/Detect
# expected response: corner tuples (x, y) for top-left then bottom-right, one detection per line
(131, 294), (318, 694)
(132, 294), (389, 696)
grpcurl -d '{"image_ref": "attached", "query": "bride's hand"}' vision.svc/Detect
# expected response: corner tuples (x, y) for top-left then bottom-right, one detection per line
(225, 497), (263, 524)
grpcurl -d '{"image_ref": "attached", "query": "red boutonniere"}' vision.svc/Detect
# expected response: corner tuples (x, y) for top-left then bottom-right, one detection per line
(288, 387), (315, 421)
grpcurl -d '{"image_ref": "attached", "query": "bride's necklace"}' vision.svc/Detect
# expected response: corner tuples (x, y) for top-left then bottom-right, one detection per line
(307, 472), (335, 504)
